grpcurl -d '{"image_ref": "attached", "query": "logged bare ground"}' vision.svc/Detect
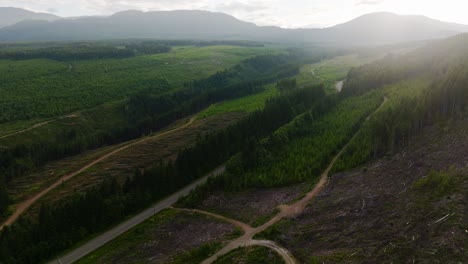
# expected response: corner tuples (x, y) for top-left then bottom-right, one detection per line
(9, 112), (244, 219)
(194, 184), (308, 227)
(80, 209), (239, 264)
(260, 121), (468, 263)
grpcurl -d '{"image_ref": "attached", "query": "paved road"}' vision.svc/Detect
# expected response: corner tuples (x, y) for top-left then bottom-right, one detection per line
(49, 166), (225, 264)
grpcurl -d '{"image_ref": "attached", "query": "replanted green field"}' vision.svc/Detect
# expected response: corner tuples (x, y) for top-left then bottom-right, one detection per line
(196, 53), (383, 119)
(296, 54), (383, 92)
(198, 83), (278, 119)
(0, 45), (278, 123)
(334, 78), (432, 172)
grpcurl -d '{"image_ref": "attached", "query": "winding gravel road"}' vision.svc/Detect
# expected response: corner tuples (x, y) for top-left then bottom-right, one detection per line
(202, 96), (388, 264)
(49, 166), (226, 264)
(48, 96), (387, 264)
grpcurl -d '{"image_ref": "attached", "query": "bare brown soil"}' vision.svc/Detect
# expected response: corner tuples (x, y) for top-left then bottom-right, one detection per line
(261, 121), (468, 263)
(84, 209), (238, 264)
(3, 112), (244, 228)
(195, 184), (307, 227)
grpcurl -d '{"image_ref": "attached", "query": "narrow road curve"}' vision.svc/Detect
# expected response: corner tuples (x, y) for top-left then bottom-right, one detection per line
(248, 240), (297, 264)
(202, 96), (388, 264)
(173, 208), (254, 233)
(0, 113), (79, 139)
(175, 208), (296, 263)
(310, 60), (332, 81)
(49, 166), (226, 264)
(1, 117), (196, 229)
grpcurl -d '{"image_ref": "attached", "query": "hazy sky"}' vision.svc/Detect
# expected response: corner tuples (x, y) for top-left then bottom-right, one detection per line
(1, 0), (467, 28)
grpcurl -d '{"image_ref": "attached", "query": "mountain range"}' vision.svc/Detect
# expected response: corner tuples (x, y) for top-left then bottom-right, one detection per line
(0, 8), (467, 45)
(0, 7), (59, 28)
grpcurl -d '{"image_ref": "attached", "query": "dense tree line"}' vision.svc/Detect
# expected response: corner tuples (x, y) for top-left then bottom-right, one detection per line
(180, 35), (468, 206)
(276, 78), (297, 93)
(180, 90), (384, 206)
(0, 84), (326, 263)
(0, 39), (265, 61)
(335, 34), (468, 171)
(0, 53), (310, 216)
(0, 43), (171, 61)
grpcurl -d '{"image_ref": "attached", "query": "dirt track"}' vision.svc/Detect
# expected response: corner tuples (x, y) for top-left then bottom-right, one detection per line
(201, 96), (388, 264)
(0, 117), (196, 229)
(175, 208), (296, 264)
(0, 113), (79, 139)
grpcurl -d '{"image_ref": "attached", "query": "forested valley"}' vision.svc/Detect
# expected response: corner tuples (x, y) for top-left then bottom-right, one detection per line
(0, 17), (467, 263)
(0, 40), (264, 61)
(0, 49), (325, 228)
(0, 83), (328, 263)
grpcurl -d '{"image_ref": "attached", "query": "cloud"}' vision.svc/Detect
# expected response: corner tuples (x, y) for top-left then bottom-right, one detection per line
(46, 7), (58, 13)
(355, 0), (384, 6)
(214, 1), (269, 12)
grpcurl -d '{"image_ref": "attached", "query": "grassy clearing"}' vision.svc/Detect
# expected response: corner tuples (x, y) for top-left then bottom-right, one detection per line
(198, 55), (384, 118)
(197, 83), (278, 118)
(296, 54), (380, 92)
(213, 246), (285, 264)
(412, 168), (458, 198)
(197, 54), (382, 119)
(0, 99), (131, 173)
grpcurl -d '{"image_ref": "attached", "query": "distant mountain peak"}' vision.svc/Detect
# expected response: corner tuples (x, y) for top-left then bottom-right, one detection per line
(0, 9), (467, 45)
(0, 7), (59, 28)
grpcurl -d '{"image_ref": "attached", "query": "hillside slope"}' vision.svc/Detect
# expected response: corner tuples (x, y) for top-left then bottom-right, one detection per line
(0, 10), (467, 45)
(0, 7), (59, 28)
(259, 121), (467, 263)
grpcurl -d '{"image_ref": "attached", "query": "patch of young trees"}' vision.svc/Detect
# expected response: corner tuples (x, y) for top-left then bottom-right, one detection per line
(335, 34), (468, 171)
(0, 83), (327, 263)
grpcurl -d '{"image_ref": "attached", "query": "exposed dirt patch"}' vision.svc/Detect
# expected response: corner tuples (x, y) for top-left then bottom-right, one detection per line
(19, 112), (244, 218)
(260, 121), (468, 263)
(194, 184), (308, 227)
(55, 112), (244, 192)
(79, 209), (239, 264)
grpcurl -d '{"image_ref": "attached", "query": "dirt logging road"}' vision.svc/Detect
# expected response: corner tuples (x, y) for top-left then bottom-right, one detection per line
(0, 113), (79, 139)
(201, 96), (388, 263)
(0, 117), (196, 230)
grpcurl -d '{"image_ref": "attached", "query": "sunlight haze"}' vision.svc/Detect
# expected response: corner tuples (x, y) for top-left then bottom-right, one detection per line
(0, 0), (466, 28)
